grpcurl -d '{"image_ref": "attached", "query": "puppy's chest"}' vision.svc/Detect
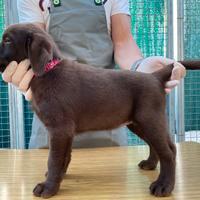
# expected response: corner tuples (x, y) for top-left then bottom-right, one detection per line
(30, 79), (54, 112)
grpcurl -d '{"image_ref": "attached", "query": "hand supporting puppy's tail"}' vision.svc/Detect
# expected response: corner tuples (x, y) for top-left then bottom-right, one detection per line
(153, 60), (200, 88)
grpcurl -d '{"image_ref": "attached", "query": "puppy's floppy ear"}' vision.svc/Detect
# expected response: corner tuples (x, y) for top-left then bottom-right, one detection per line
(27, 32), (53, 76)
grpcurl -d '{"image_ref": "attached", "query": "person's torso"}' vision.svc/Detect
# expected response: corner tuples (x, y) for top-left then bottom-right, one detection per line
(18, 0), (130, 67)
(48, 0), (115, 68)
(39, 0), (113, 34)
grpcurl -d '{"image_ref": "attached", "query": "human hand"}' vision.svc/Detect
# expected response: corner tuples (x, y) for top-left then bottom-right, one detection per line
(136, 56), (186, 93)
(2, 59), (34, 101)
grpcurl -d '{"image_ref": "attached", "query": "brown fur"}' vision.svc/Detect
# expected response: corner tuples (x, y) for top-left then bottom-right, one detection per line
(0, 23), (189, 198)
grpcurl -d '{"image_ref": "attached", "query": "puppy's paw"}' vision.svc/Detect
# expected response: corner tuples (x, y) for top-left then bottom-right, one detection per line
(138, 160), (157, 170)
(150, 180), (173, 197)
(33, 181), (60, 198)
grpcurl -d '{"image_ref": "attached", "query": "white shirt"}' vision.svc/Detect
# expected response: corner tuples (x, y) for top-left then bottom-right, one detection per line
(17, 0), (130, 34)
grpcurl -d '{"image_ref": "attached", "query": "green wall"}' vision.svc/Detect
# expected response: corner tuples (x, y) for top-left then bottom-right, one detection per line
(0, 0), (10, 148)
(184, 0), (200, 131)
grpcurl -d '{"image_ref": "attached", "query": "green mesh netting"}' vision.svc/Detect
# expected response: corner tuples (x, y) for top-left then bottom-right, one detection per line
(0, 0), (10, 148)
(184, 0), (200, 132)
(130, 0), (166, 56)
(24, 101), (33, 148)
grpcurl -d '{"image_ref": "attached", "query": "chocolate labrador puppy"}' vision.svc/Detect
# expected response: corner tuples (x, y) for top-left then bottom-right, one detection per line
(0, 23), (199, 198)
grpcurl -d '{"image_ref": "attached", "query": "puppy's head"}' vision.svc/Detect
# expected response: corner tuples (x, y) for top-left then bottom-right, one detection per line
(0, 23), (59, 76)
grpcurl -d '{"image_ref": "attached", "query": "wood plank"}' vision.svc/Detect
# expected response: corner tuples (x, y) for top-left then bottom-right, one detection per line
(0, 142), (199, 200)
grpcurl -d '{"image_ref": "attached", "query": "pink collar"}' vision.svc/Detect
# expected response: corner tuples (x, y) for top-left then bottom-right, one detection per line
(44, 59), (61, 73)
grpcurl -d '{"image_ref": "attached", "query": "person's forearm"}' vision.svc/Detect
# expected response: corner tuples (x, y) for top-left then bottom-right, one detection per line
(111, 14), (143, 70)
(114, 39), (143, 70)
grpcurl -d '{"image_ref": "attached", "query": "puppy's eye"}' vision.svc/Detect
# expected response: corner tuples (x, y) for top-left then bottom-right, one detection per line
(4, 37), (11, 44)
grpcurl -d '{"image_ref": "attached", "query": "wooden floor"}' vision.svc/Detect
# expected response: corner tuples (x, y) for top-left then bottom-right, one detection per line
(0, 142), (199, 200)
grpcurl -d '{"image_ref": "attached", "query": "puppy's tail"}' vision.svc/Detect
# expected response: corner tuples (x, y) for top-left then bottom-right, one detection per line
(152, 64), (174, 84)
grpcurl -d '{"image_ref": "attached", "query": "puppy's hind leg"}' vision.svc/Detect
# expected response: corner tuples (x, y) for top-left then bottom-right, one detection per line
(132, 111), (176, 197)
(33, 122), (75, 198)
(127, 124), (159, 170)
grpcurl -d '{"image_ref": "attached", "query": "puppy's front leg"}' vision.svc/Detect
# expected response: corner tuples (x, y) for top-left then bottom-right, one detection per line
(127, 124), (159, 170)
(33, 125), (74, 198)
